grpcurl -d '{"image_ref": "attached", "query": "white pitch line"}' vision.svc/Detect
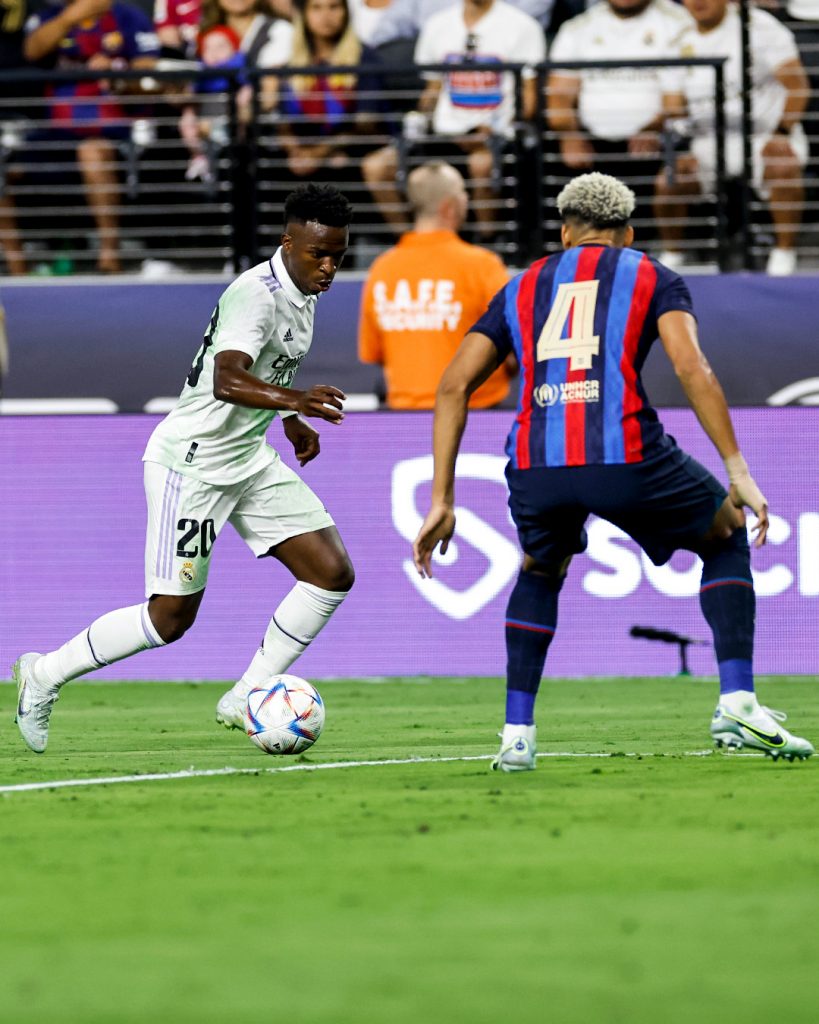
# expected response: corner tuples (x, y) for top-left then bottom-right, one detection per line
(0, 749), (724, 795)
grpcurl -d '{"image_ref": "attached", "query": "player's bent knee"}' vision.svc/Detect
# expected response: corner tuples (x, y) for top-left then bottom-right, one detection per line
(521, 554), (569, 590)
(148, 593), (203, 644)
(697, 518), (750, 565)
(703, 496), (744, 543)
(323, 557), (355, 593)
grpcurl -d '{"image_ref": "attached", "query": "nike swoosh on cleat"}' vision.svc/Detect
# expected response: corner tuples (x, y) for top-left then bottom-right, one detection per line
(17, 690), (31, 719)
(724, 714), (786, 748)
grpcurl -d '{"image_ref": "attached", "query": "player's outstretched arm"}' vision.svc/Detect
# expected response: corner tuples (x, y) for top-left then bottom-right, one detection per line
(214, 350), (345, 424)
(413, 332), (500, 578)
(658, 310), (769, 546)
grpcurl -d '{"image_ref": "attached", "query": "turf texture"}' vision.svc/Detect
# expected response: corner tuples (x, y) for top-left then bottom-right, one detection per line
(1, 676), (818, 1024)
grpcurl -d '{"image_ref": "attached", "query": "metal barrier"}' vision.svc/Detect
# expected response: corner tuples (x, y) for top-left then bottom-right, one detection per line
(4, 53), (811, 276)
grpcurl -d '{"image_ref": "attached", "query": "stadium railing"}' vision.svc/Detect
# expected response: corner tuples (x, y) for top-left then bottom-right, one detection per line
(1, 56), (800, 276)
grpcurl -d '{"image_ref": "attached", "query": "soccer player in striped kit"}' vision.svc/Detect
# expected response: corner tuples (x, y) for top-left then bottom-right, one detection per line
(413, 172), (813, 770)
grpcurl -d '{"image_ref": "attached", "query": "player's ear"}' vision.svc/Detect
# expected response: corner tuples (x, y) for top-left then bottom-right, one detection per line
(281, 232), (292, 251)
(560, 223), (572, 249)
(624, 225), (634, 247)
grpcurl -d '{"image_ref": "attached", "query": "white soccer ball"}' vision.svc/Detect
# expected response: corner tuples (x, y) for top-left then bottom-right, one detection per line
(244, 676), (325, 755)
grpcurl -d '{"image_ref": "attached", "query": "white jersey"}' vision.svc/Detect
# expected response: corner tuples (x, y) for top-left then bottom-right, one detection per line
(414, 0), (546, 138)
(549, 0), (693, 140)
(143, 248), (316, 486)
(664, 6), (799, 139)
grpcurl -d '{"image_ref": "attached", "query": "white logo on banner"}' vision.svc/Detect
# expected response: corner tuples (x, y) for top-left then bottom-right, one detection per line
(583, 513), (816, 598)
(393, 455), (819, 620)
(392, 455), (520, 621)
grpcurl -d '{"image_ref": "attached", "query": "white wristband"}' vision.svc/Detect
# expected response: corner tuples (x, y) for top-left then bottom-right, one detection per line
(723, 452), (749, 484)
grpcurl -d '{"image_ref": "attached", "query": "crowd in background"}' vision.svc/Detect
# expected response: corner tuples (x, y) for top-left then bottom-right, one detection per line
(0, 0), (816, 274)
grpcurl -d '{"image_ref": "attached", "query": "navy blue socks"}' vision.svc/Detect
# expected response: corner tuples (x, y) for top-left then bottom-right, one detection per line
(699, 528), (755, 695)
(505, 569), (563, 724)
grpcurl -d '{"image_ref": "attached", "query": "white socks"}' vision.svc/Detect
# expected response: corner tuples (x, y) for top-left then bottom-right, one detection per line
(718, 690), (758, 715)
(502, 723), (536, 745)
(34, 602), (166, 689)
(30, 582), (348, 693)
(232, 582), (349, 699)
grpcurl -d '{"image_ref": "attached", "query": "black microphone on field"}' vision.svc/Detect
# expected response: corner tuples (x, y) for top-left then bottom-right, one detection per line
(630, 626), (705, 676)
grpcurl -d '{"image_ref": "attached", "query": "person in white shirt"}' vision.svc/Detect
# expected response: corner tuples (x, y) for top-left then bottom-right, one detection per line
(548, 0), (693, 158)
(654, 0), (809, 275)
(12, 185), (356, 755)
(367, 0), (555, 45)
(547, 0), (693, 224)
(347, 0), (393, 45)
(362, 0), (546, 237)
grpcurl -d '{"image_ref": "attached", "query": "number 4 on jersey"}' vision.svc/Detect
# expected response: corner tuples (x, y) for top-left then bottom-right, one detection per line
(536, 280), (600, 371)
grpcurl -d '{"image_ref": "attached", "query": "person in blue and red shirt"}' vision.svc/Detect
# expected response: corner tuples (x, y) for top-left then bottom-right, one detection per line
(412, 171), (814, 770)
(0, 0), (159, 273)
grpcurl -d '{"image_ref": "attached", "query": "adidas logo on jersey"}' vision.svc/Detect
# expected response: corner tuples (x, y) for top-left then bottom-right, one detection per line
(282, 328), (294, 344)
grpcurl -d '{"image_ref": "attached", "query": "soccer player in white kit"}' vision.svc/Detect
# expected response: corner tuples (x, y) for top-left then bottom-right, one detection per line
(12, 184), (356, 753)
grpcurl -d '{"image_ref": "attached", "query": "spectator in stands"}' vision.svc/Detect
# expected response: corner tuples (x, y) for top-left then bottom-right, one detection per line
(359, 160), (514, 408)
(348, 0), (393, 46)
(0, 0), (29, 274)
(200, 0), (292, 62)
(276, 0), (383, 184)
(0, 0), (27, 82)
(368, 0), (554, 46)
(777, 0), (819, 160)
(179, 25), (250, 180)
(654, 0), (809, 275)
(266, 0), (295, 18)
(180, 0), (291, 141)
(154, 0), (202, 56)
(0, 0), (160, 274)
(362, 0), (545, 239)
(200, 0), (293, 105)
(547, 0), (693, 209)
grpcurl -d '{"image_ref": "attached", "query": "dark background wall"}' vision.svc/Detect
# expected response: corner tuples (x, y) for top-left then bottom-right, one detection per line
(2, 273), (818, 410)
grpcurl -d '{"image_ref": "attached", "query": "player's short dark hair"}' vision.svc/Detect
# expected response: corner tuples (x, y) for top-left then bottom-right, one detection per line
(284, 185), (354, 229)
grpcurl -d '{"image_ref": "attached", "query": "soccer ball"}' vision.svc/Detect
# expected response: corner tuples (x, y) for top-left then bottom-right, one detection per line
(245, 675), (325, 755)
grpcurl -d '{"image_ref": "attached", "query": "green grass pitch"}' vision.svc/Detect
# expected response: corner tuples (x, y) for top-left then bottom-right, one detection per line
(2, 676), (818, 1024)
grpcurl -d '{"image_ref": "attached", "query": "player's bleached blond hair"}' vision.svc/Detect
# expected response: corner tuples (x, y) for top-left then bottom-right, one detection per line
(556, 173), (636, 229)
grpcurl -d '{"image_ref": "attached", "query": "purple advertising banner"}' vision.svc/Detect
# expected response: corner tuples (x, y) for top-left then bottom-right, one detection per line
(2, 410), (818, 679)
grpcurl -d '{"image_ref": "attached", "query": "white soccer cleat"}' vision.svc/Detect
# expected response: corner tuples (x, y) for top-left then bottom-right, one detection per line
(215, 688), (247, 730)
(711, 696), (814, 762)
(491, 724), (537, 772)
(12, 653), (59, 754)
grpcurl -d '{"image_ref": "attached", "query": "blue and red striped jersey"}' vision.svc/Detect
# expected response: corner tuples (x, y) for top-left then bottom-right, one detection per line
(471, 245), (694, 469)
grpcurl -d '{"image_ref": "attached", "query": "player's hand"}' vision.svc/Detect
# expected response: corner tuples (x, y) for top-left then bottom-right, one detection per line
(412, 503), (456, 579)
(730, 479), (769, 547)
(282, 415), (320, 466)
(724, 452), (768, 547)
(292, 385), (346, 424)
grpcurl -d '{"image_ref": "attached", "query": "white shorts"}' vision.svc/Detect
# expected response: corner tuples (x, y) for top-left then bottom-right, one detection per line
(692, 124), (808, 196)
(143, 458), (335, 597)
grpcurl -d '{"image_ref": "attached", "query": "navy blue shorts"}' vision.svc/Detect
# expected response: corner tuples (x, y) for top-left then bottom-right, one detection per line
(506, 439), (727, 568)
